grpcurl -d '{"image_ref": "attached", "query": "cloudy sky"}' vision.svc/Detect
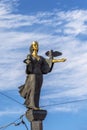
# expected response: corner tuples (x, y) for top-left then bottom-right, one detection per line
(0, 0), (87, 130)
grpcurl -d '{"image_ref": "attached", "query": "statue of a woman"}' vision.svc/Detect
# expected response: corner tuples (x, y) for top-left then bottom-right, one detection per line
(19, 41), (66, 110)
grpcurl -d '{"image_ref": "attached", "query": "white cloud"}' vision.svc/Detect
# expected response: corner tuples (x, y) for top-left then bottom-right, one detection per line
(49, 104), (80, 113)
(0, 0), (19, 14)
(47, 101), (87, 113)
(0, 108), (25, 117)
(0, 1), (87, 112)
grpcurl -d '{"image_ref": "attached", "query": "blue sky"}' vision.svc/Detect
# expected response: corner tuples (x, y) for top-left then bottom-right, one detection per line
(0, 0), (87, 130)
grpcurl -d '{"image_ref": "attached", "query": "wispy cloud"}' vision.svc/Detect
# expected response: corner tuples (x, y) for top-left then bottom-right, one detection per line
(0, 0), (87, 112)
(0, 108), (24, 117)
(0, 0), (19, 14)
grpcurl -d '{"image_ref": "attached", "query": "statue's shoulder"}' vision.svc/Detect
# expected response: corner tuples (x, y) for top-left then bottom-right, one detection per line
(40, 55), (44, 59)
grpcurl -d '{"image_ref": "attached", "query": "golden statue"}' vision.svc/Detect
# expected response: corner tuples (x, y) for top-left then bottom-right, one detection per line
(19, 41), (66, 110)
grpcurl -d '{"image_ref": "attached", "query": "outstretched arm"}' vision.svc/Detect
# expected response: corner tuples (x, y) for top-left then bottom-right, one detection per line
(52, 58), (66, 63)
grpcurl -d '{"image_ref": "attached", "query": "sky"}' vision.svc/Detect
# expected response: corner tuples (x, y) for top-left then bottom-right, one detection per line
(0, 0), (87, 130)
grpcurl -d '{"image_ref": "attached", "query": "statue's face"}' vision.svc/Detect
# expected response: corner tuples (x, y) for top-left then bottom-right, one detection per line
(32, 42), (38, 51)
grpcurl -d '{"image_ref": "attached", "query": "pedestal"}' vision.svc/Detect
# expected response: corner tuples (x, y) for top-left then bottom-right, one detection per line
(26, 109), (47, 130)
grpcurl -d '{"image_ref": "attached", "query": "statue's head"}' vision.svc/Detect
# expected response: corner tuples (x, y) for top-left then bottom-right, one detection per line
(30, 41), (39, 54)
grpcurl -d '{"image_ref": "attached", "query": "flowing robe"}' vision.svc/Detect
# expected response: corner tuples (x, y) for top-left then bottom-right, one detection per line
(19, 55), (54, 108)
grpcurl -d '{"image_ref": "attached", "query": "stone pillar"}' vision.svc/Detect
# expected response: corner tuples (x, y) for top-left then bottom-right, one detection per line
(26, 109), (47, 130)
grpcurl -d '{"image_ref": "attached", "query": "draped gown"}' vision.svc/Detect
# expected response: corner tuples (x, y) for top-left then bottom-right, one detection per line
(19, 54), (54, 108)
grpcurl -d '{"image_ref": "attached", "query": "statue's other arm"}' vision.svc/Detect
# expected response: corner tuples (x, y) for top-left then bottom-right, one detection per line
(52, 58), (66, 63)
(23, 54), (31, 64)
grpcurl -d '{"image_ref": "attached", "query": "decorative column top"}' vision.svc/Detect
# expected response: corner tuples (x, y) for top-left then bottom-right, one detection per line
(26, 109), (47, 122)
